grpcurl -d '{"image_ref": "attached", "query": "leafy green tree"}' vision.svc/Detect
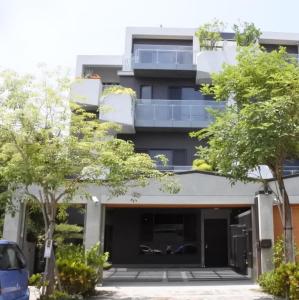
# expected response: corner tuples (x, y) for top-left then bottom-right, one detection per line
(0, 68), (178, 296)
(233, 22), (261, 46)
(192, 46), (299, 263)
(195, 19), (225, 50)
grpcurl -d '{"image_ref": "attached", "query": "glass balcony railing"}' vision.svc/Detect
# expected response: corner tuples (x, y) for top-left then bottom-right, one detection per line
(132, 45), (194, 70)
(155, 165), (193, 172)
(135, 99), (226, 128)
(283, 165), (299, 176)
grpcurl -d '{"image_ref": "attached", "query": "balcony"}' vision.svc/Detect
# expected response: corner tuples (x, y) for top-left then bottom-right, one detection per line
(135, 99), (226, 129)
(196, 45), (237, 83)
(132, 45), (196, 77)
(70, 78), (102, 107)
(100, 93), (135, 134)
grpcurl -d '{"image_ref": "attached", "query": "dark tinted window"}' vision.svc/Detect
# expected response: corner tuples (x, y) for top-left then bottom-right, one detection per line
(0, 245), (26, 270)
(169, 87), (211, 100)
(181, 87), (195, 100)
(147, 149), (187, 166)
(169, 87), (181, 100)
(140, 86), (152, 99)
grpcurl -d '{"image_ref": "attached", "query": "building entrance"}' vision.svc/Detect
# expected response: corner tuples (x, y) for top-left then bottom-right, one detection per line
(204, 219), (228, 267)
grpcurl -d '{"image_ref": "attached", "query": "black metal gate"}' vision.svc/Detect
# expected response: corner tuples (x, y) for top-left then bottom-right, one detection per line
(229, 211), (252, 275)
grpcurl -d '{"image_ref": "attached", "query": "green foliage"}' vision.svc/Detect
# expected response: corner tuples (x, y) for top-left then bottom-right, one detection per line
(54, 223), (83, 245)
(56, 243), (108, 296)
(233, 22), (261, 46)
(101, 85), (136, 98)
(259, 239), (299, 299)
(0, 67), (178, 295)
(29, 273), (43, 288)
(192, 159), (213, 171)
(195, 19), (225, 50)
(103, 261), (112, 270)
(258, 269), (285, 297)
(39, 290), (77, 300)
(258, 263), (299, 300)
(193, 46), (299, 182)
(273, 237), (285, 268)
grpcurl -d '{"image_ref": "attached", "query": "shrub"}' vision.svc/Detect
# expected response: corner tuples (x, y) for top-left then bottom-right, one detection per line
(29, 273), (43, 288)
(39, 290), (77, 300)
(57, 259), (97, 296)
(258, 238), (299, 300)
(273, 237), (285, 268)
(101, 85), (136, 99)
(56, 243), (109, 296)
(192, 159), (213, 171)
(258, 269), (285, 297)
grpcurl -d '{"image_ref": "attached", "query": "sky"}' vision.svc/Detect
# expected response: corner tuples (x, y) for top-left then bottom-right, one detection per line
(1, 0), (299, 75)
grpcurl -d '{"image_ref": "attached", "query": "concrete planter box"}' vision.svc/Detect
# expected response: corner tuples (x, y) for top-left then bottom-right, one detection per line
(100, 93), (135, 133)
(71, 79), (103, 107)
(196, 45), (237, 83)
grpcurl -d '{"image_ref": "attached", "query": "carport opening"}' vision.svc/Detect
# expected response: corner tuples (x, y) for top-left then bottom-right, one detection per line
(104, 207), (252, 275)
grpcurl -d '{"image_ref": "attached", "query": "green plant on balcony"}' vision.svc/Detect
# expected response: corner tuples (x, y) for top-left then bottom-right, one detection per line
(192, 159), (213, 171)
(233, 22), (262, 46)
(195, 19), (225, 51)
(101, 85), (136, 99)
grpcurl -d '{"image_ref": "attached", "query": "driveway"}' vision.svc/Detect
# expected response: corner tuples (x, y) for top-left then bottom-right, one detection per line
(93, 284), (278, 299)
(30, 283), (279, 300)
(103, 267), (249, 284)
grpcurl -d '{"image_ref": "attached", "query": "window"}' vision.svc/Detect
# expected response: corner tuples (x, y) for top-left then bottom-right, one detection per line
(168, 87), (198, 100)
(140, 85), (152, 99)
(0, 245), (26, 270)
(147, 149), (186, 167)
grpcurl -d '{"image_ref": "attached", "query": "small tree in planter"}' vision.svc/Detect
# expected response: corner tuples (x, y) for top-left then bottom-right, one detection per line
(195, 19), (225, 50)
(233, 22), (262, 46)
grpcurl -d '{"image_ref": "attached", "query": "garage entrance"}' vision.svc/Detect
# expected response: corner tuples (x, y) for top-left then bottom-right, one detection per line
(104, 206), (252, 275)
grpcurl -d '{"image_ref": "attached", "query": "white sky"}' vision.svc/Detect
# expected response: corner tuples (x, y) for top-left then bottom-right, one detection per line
(1, 0), (299, 75)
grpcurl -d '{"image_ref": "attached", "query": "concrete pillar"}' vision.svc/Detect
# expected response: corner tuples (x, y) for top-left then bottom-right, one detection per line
(84, 200), (103, 250)
(3, 202), (26, 247)
(257, 193), (274, 273)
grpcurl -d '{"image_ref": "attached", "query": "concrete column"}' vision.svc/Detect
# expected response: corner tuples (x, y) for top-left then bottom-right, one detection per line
(3, 202), (26, 247)
(84, 199), (102, 250)
(257, 193), (274, 273)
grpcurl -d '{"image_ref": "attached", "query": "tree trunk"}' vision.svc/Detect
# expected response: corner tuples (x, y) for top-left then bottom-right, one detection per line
(41, 197), (58, 297)
(41, 220), (56, 296)
(276, 176), (295, 263)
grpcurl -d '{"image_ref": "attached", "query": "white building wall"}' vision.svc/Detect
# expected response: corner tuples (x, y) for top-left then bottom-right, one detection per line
(257, 193), (275, 273)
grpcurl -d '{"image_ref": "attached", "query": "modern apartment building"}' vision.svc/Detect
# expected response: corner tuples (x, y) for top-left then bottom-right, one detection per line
(3, 27), (299, 279)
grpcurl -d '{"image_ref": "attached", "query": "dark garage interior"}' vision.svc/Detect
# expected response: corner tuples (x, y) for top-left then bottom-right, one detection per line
(104, 207), (252, 274)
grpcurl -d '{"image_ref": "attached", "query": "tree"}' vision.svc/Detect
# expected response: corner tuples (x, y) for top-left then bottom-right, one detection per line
(195, 19), (225, 50)
(0, 68), (178, 296)
(191, 46), (299, 263)
(233, 22), (261, 46)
